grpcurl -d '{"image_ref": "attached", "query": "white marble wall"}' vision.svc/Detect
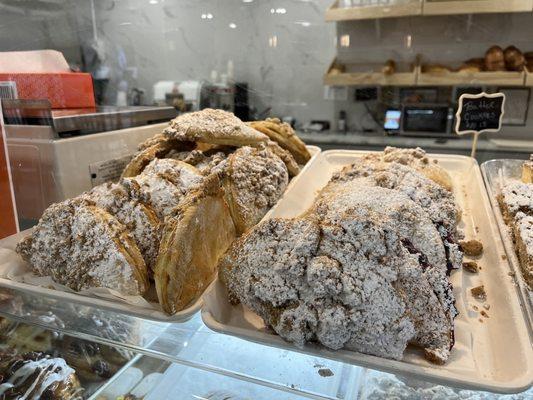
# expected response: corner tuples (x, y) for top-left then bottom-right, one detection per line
(91, 0), (338, 124)
(2, 1), (533, 137)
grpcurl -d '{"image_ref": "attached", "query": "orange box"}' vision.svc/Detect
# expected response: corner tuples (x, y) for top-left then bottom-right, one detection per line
(0, 125), (17, 239)
(0, 72), (95, 109)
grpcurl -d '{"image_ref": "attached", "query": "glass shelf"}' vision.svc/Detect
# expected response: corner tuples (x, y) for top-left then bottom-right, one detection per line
(0, 286), (531, 399)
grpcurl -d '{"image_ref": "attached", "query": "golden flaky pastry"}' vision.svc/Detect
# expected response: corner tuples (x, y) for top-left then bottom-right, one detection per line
(248, 118), (311, 164)
(154, 175), (236, 314)
(265, 141), (300, 177)
(164, 108), (268, 147)
(121, 138), (194, 178)
(223, 146), (289, 235)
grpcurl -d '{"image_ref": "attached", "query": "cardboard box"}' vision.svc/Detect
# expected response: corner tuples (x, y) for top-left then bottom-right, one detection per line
(0, 72), (95, 109)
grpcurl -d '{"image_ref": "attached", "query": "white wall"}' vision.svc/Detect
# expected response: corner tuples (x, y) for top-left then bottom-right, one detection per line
(1, 1), (533, 139)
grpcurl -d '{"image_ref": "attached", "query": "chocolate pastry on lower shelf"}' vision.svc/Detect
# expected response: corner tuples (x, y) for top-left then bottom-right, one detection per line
(0, 350), (83, 399)
(58, 336), (130, 383)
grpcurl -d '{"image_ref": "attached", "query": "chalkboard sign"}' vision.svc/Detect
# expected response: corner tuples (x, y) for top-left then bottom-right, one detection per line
(455, 92), (505, 135)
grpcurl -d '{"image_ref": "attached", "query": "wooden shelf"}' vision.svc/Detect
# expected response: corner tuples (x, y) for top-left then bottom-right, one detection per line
(324, 60), (417, 86)
(417, 70), (526, 86)
(326, 0), (422, 21)
(524, 69), (533, 86)
(422, 0), (533, 16)
(326, 0), (533, 21)
(324, 59), (528, 86)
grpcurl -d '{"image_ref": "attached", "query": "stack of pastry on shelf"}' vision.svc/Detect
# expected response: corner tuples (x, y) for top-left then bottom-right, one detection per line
(424, 44), (530, 73)
(16, 109), (311, 315)
(498, 155), (533, 288)
(220, 147), (463, 365)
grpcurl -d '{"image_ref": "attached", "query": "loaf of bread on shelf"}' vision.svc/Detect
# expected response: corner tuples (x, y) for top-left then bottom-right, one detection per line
(504, 45), (526, 72)
(524, 52), (533, 72)
(485, 45), (506, 71)
(457, 57), (485, 73)
(382, 59), (396, 75)
(220, 147), (460, 364)
(421, 64), (451, 73)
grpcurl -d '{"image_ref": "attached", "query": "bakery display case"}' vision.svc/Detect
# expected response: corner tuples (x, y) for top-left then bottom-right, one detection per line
(1, 0), (533, 398)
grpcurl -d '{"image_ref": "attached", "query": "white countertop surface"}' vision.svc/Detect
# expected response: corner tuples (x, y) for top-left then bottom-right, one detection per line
(298, 132), (533, 153)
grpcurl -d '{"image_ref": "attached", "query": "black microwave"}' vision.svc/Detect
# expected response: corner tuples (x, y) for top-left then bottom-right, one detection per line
(400, 104), (454, 137)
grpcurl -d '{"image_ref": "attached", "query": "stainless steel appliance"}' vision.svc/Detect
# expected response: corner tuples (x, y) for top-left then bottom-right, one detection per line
(389, 104), (454, 138)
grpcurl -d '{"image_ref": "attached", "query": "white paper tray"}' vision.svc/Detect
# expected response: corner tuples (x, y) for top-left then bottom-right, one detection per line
(480, 159), (533, 328)
(202, 150), (533, 394)
(0, 146), (320, 323)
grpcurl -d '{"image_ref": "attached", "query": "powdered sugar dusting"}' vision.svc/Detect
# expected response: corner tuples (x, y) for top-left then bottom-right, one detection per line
(228, 146), (289, 232)
(122, 158), (204, 219)
(164, 108), (267, 145)
(17, 200), (147, 296)
(221, 150), (459, 363)
(80, 182), (160, 271)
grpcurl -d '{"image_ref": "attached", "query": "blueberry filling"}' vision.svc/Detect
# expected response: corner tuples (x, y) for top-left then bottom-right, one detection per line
(437, 223), (458, 275)
(401, 239), (430, 270)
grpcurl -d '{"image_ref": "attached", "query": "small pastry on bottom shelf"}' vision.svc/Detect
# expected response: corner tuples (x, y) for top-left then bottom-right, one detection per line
(155, 174), (236, 314)
(0, 350), (83, 399)
(59, 336), (129, 383)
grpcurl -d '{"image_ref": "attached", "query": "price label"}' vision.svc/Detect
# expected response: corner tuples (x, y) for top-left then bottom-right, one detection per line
(455, 92), (505, 135)
(455, 92), (505, 158)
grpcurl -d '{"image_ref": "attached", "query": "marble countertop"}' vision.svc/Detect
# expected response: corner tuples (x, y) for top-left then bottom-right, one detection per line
(298, 131), (533, 153)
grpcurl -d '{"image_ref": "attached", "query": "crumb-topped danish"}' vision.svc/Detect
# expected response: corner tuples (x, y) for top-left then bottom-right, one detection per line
(220, 148), (460, 363)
